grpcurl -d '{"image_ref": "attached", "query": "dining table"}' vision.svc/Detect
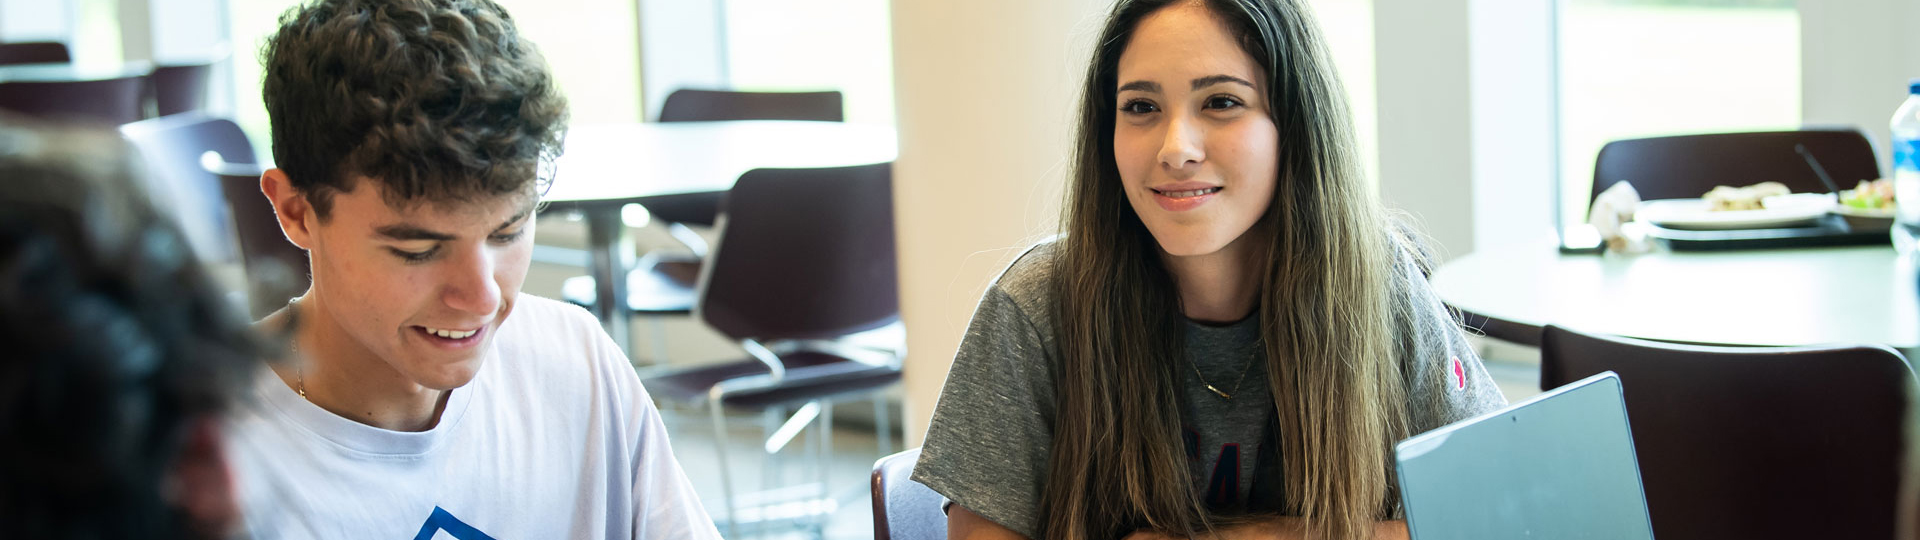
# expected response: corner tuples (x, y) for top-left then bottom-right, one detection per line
(1431, 242), (1918, 351)
(0, 61), (152, 83)
(539, 120), (898, 351)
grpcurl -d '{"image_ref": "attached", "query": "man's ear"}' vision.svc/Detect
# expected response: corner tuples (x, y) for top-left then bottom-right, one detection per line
(260, 168), (315, 250)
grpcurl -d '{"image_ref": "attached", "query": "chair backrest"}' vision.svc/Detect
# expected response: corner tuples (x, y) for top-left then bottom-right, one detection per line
(0, 75), (147, 125)
(697, 162), (897, 341)
(1591, 129), (1881, 203)
(872, 448), (948, 540)
(120, 114), (257, 262)
(649, 89), (843, 226)
(0, 42), (70, 66)
(638, 190), (723, 227)
(213, 163), (310, 319)
(658, 89), (844, 123)
(1539, 325), (1912, 540)
(150, 63), (211, 117)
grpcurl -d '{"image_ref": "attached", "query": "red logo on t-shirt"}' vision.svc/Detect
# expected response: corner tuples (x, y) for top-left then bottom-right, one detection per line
(1451, 356), (1466, 390)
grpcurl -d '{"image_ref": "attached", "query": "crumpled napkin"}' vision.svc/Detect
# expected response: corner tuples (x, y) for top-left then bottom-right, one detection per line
(1589, 181), (1653, 254)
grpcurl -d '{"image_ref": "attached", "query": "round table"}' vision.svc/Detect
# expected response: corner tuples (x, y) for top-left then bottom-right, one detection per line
(0, 61), (151, 83)
(1431, 244), (1918, 349)
(540, 121), (898, 349)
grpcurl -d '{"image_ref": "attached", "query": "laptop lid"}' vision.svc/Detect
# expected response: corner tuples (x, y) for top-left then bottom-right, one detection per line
(1396, 372), (1654, 540)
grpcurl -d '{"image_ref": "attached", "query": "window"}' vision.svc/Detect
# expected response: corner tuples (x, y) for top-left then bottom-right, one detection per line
(723, 0), (895, 126)
(493, 0), (641, 125)
(226, 0), (300, 154)
(1308, 0), (1379, 185)
(226, 1), (642, 157)
(1556, 0), (1800, 229)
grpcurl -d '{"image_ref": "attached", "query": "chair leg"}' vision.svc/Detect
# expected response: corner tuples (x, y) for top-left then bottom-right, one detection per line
(658, 397), (679, 432)
(709, 396), (737, 538)
(874, 393), (891, 457)
(763, 406), (780, 494)
(816, 400), (833, 539)
(803, 403), (819, 535)
(644, 316), (671, 366)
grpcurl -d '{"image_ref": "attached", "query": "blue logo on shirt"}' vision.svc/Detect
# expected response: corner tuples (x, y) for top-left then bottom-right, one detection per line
(412, 507), (496, 540)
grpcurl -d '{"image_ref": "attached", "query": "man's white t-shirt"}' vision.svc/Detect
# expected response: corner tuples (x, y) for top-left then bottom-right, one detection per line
(226, 295), (720, 539)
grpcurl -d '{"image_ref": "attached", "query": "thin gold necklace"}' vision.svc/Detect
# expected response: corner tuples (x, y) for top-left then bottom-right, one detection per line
(1190, 344), (1261, 400)
(291, 338), (308, 399)
(286, 298), (308, 399)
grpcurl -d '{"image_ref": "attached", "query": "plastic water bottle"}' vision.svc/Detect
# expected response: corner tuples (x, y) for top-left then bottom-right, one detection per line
(1893, 78), (1920, 254)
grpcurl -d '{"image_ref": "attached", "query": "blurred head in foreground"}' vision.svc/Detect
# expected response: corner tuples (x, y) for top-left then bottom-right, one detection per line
(0, 118), (266, 539)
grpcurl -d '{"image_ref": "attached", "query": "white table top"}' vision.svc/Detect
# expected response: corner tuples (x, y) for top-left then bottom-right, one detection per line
(0, 61), (152, 83)
(543, 120), (898, 204)
(1432, 244), (1918, 349)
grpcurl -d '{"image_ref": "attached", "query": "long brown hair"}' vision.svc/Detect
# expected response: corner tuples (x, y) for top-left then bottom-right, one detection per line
(1043, 1), (1413, 539)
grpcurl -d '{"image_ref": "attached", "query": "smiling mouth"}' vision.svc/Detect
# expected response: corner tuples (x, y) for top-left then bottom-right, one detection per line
(1153, 187), (1223, 198)
(423, 327), (478, 339)
(414, 325), (485, 346)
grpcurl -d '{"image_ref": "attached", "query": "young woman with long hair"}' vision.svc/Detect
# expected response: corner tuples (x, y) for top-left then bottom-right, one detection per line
(912, 1), (1507, 539)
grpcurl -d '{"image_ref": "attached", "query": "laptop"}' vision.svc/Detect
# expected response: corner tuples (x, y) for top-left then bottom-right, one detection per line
(1395, 372), (1655, 540)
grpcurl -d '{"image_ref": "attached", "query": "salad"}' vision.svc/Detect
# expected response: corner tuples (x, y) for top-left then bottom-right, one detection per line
(1840, 179), (1894, 211)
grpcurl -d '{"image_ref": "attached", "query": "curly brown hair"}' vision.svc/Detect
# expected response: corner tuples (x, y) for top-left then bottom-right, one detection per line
(261, 0), (569, 217)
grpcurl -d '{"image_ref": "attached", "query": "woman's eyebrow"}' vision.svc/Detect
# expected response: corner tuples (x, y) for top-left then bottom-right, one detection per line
(1118, 80), (1161, 93)
(1192, 74), (1256, 90)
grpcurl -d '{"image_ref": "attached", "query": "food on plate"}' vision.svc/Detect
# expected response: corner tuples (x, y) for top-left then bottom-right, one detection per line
(1839, 178), (1895, 211)
(1703, 181), (1790, 211)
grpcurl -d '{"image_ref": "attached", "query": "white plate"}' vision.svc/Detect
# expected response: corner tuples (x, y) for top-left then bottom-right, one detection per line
(1636, 194), (1835, 230)
(1833, 204), (1896, 219)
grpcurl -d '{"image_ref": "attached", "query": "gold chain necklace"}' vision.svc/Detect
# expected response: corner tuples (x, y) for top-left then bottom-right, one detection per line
(1189, 344), (1261, 400)
(286, 298), (308, 400)
(291, 338), (308, 399)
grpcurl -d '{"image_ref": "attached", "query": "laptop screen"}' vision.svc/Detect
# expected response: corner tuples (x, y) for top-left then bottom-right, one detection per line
(1395, 372), (1654, 539)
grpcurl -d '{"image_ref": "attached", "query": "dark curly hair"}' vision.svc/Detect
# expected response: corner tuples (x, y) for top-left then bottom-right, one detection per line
(262, 0), (569, 216)
(0, 119), (268, 538)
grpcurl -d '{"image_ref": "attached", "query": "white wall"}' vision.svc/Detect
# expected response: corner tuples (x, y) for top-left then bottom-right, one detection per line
(1801, 0), (1920, 174)
(1310, 0), (1380, 186)
(1468, 0), (1555, 251)
(1, 0), (227, 64)
(147, 0), (224, 63)
(635, 0), (727, 120)
(1374, 0), (1475, 258)
(891, 0), (1102, 446)
(116, 0), (148, 61)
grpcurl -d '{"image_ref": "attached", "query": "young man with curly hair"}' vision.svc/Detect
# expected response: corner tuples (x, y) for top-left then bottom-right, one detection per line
(222, 1), (719, 537)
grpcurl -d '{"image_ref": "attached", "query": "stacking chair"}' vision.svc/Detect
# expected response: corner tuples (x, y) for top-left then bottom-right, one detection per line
(1591, 129), (1880, 203)
(1455, 309), (1540, 347)
(639, 89), (845, 234)
(0, 42), (70, 66)
(658, 88), (844, 123)
(872, 448), (949, 540)
(0, 75), (147, 125)
(1539, 325), (1912, 540)
(150, 63), (212, 117)
(648, 88), (844, 236)
(119, 114), (255, 263)
(560, 89), (846, 362)
(213, 162), (309, 319)
(647, 87), (845, 248)
(642, 162), (900, 537)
